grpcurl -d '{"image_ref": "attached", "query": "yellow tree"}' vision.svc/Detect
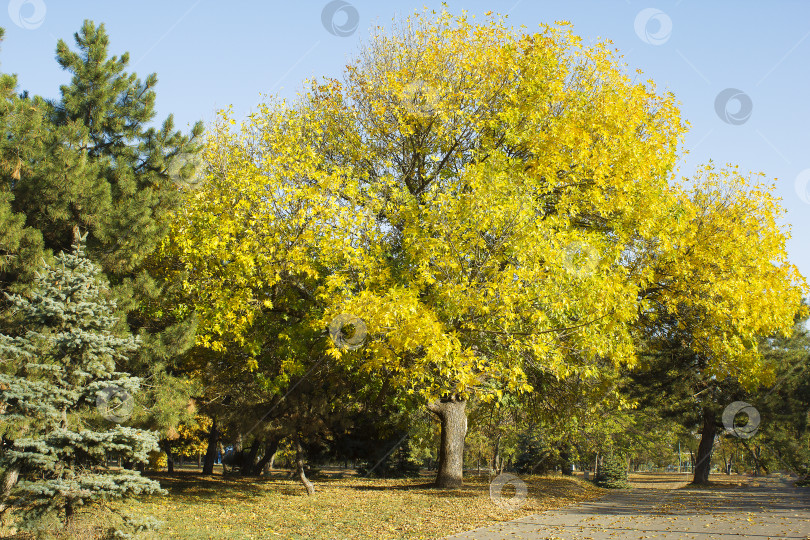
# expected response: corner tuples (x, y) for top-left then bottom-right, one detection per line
(633, 163), (807, 484)
(169, 9), (692, 488)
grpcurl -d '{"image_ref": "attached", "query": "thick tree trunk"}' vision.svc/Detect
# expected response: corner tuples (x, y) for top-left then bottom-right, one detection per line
(561, 444), (573, 476)
(202, 419), (219, 475)
(692, 407), (717, 484)
(252, 439), (280, 476)
(295, 433), (315, 496)
(428, 397), (467, 488)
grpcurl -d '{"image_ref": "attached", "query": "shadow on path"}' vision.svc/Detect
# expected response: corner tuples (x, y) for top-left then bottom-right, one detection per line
(447, 476), (810, 539)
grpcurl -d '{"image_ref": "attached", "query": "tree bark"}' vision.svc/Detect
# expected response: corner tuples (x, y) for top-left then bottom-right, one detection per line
(218, 442), (229, 474)
(561, 444), (573, 476)
(64, 499), (74, 525)
(240, 440), (261, 476)
(295, 433), (315, 496)
(252, 438), (280, 476)
(202, 419), (219, 475)
(161, 440), (175, 473)
(0, 465), (19, 515)
(428, 396), (467, 488)
(492, 434), (501, 475)
(692, 407), (717, 484)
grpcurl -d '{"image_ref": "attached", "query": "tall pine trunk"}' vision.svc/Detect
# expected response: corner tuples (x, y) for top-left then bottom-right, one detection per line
(692, 407), (716, 484)
(202, 419), (219, 475)
(428, 397), (467, 488)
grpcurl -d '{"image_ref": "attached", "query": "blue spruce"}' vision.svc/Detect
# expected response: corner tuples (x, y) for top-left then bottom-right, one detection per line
(0, 232), (163, 532)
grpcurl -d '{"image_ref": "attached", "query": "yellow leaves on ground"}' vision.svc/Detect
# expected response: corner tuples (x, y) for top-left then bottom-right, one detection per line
(120, 473), (604, 540)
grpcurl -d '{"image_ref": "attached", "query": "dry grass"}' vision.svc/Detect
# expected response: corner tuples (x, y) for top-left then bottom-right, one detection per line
(2, 470), (764, 539)
(1, 470), (604, 539)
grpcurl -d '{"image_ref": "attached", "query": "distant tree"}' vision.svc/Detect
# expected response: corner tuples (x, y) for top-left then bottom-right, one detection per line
(629, 165), (806, 484)
(0, 234), (163, 533)
(594, 452), (629, 489)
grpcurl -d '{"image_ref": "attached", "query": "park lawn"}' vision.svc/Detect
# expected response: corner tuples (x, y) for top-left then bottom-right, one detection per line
(133, 472), (604, 539)
(1, 471), (604, 539)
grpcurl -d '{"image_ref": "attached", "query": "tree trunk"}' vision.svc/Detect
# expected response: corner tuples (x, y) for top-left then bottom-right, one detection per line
(64, 499), (74, 525)
(252, 439), (280, 476)
(0, 465), (20, 515)
(218, 442), (229, 474)
(745, 442), (768, 476)
(161, 440), (175, 473)
(240, 440), (261, 476)
(295, 433), (315, 496)
(561, 444), (573, 476)
(692, 407), (717, 484)
(428, 397), (467, 488)
(202, 419), (219, 475)
(492, 434), (501, 474)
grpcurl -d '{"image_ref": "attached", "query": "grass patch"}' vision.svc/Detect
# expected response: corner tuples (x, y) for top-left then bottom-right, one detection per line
(1, 470), (603, 539)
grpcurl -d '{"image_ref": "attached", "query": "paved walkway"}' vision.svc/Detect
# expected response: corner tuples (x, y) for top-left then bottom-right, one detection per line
(448, 476), (810, 539)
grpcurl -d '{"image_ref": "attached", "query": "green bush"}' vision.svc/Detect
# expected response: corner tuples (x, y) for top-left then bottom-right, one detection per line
(595, 453), (630, 489)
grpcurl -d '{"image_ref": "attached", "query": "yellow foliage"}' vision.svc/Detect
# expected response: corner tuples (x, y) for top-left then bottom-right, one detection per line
(163, 9), (804, 402)
(148, 450), (167, 472)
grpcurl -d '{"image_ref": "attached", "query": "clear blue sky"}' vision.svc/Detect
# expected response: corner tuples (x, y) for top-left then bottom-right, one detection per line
(2, 0), (809, 283)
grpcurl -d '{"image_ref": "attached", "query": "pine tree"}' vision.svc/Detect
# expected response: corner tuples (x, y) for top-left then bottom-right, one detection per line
(0, 232), (163, 532)
(594, 452), (629, 489)
(0, 27), (45, 293)
(757, 305), (810, 484)
(1, 20), (204, 460)
(14, 20), (204, 268)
